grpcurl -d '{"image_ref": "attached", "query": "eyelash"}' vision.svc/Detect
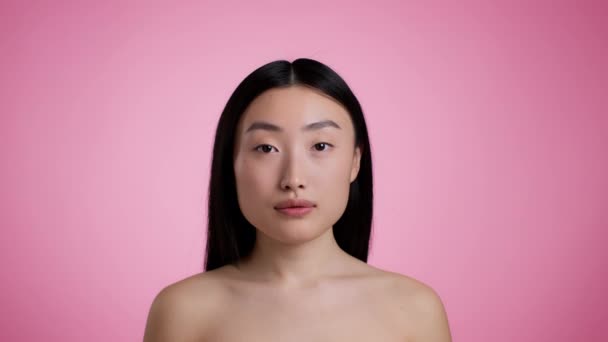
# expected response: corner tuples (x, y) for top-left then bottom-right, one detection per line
(254, 142), (334, 153)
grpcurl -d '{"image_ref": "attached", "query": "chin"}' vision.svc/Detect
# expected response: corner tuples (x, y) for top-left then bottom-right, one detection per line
(259, 223), (330, 245)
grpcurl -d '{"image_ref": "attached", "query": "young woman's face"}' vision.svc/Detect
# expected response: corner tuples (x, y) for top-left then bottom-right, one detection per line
(233, 85), (361, 245)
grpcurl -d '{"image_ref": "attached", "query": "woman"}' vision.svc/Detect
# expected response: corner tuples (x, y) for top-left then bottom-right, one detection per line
(144, 58), (452, 341)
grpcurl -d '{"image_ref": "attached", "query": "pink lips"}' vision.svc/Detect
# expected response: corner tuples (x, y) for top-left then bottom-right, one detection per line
(274, 198), (316, 217)
(276, 207), (314, 217)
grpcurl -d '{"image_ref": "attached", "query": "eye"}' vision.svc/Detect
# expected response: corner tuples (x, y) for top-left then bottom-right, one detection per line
(254, 144), (277, 153)
(313, 142), (333, 152)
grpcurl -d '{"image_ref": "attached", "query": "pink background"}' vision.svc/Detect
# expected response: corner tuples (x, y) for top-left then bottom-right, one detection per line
(1, 1), (606, 341)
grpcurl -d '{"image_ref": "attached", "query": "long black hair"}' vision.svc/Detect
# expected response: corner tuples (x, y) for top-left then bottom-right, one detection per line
(204, 58), (373, 271)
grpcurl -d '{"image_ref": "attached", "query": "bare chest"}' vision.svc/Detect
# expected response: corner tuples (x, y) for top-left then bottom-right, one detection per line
(203, 283), (411, 341)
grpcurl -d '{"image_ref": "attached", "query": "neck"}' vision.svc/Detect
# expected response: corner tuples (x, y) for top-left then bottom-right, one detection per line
(235, 227), (351, 288)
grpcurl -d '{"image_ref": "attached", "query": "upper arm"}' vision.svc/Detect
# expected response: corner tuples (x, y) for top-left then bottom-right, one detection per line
(410, 286), (452, 342)
(143, 286), (207, 342)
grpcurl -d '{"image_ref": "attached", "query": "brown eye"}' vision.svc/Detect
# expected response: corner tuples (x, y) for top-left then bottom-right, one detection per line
(255, 144), (276, 153)
(313, 142), (333, 151)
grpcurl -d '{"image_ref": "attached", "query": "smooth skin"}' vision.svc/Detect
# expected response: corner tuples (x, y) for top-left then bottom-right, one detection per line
(143, 85), (452, 341)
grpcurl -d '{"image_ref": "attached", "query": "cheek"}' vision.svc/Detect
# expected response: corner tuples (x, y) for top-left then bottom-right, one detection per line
(315, 155), (353, 186)
(318, 157), (354, 201)
(233, 157), (280, 230)
(312, 157), (353, 226)
(234, 156), (276, 198)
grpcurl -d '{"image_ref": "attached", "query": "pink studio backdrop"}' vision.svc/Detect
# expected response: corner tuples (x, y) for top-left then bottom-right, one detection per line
(1, 1), (606, 341)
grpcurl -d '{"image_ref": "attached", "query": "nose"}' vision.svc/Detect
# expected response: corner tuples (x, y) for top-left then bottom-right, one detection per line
(279, 152), (306, 192)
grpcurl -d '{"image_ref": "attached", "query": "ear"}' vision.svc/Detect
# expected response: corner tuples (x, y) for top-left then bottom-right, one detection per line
(350, 145), (362, 183)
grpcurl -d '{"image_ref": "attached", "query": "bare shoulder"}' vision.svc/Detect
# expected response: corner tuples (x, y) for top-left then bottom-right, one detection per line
(143, 267), (231, 342)
(374, 267), (452, 342)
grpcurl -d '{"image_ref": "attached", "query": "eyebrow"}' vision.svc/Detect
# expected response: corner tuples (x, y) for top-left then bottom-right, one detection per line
(245, 120), (342, 134)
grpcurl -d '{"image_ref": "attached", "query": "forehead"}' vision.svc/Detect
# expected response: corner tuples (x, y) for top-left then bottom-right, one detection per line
(237, 85), (352, 133)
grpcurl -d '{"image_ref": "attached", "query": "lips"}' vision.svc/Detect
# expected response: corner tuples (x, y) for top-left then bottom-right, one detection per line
(274, 198), (316, 209)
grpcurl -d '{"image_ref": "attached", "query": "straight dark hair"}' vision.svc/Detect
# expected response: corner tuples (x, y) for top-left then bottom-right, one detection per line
(204, 58), (373, 271)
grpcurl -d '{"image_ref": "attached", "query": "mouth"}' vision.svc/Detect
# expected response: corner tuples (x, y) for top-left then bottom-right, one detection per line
(273, 198), (316, 217)
(275, 206), (315, 217)
(274, 198), (316, 210)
